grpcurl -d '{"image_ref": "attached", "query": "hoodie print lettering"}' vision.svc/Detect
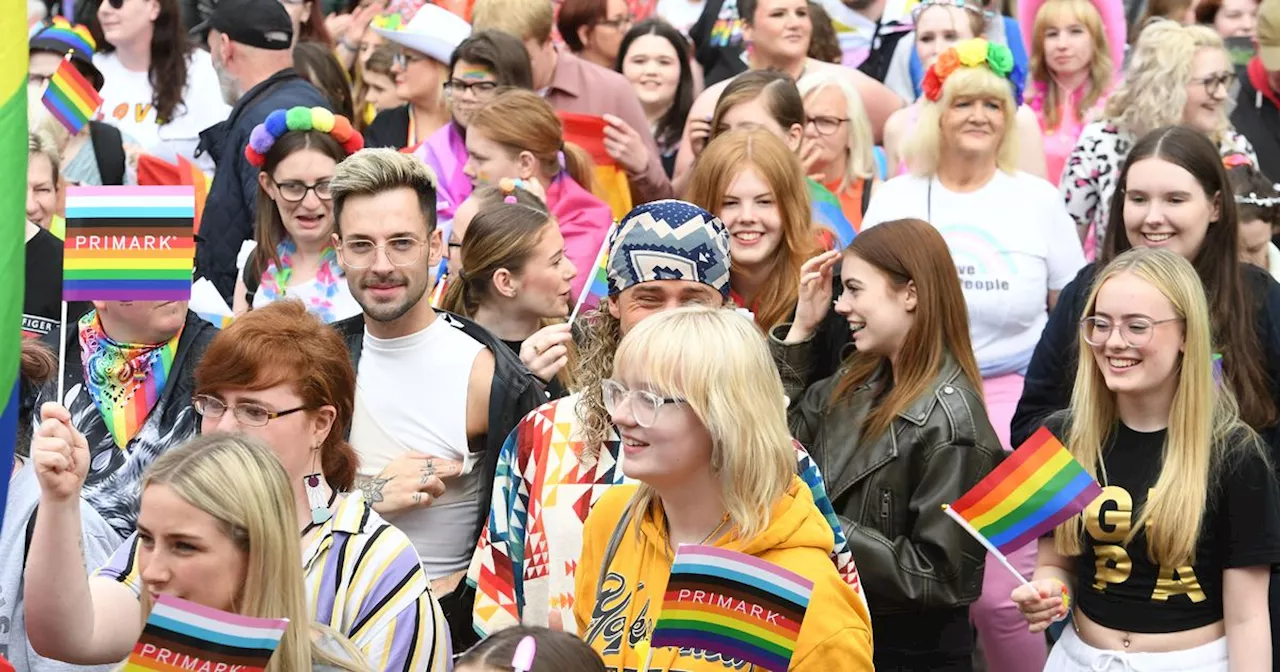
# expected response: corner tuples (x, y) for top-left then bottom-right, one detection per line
(586, 572), (753, 671)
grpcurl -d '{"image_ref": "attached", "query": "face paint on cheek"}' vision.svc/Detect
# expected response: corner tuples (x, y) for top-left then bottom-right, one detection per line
(460, 68), (491, 80)
(477, 170), (491, 183)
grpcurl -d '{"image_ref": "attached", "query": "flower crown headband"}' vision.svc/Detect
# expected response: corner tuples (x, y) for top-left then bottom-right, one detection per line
(922, 38), (1025, 107)
(245, 106), (365, 168)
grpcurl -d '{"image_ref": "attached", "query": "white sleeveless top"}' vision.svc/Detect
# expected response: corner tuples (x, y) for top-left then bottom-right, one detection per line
(350, 314), (486, 579)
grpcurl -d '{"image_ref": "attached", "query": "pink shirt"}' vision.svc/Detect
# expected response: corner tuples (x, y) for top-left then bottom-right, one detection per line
(545, 172), (614, 302)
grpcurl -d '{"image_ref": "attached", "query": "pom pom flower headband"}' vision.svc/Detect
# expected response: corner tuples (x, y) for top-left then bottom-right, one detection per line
(922, 38), (1025, 107)
(245, 106), (365, 168)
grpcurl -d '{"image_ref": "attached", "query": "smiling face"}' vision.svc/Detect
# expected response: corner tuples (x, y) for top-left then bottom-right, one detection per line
(1122, 157), (1217, 260)
(611, 371), (715, 489)
(622, 33), (681, 113)
(27, 152), (57, 229)
(719, 166), (784, 273)
(915, 5), (977, 66)
(464, 128), (527, 186)
(1087, 271), (1185, 398)
(1214, 0), (1258, 37)
(261, 148), (338, 249)
(336, 187), (442, 325)
(199, 383), (333, 483)
(744, 0), (812, 62)
(833, 252), (916, 361)
(98, 0), (159, 48)
(1041, 10), (1096, 77)
(1182, 47), (1233, 134)
(138, 484), (249, 613)
(607, 281), (724, 336)
(940, 95), (1006, 159)
(447, 60), (501, 128)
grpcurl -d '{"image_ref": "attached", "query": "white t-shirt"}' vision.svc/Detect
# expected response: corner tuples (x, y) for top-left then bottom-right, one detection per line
(862, 171), (1086, 377)
(656, 0), (707, 35)
(94, 49), (231, 174)
(350, 315), (486, 579)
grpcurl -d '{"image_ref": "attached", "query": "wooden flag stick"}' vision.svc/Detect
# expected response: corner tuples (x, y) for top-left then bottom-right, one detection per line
(941, 504), (1036, 591)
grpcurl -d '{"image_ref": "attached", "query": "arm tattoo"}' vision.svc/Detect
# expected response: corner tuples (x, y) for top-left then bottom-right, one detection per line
(356, 475), (389, 503)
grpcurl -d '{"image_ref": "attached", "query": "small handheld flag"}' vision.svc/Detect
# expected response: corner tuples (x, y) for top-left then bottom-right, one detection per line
(648, 545), (813, 672)
(808, 180), (855, 249)
(63, 186), (196, 302)
(944, 427), (1102, 584)
(558, 111), (632, 220)
(123, 595), (288, 671)
(42, 56), (102, 135)
(568, 223), (615, 324)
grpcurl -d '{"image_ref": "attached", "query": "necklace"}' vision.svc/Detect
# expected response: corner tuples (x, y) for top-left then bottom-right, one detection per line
(666, 516), (730, 559)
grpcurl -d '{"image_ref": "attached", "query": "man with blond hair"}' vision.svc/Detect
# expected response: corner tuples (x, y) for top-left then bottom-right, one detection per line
(472, 0), (673, 204)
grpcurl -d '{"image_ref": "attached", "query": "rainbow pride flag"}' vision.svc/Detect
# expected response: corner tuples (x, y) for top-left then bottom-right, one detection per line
(559, 111), (632, 221)
(945, 427), (1102, 555)
(123, 595), (288, 671)
(64, 186), (195, 301)
(42, 56), (102, 135)
(137, 154), (211, 234)
(568, 223), (614, 323)
(808, 179), (855, 249)
(650, 545), (813, 672)
(0, 8), (27, 529)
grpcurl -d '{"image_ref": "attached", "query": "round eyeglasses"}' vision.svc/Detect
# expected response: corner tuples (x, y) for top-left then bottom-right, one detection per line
(337, 238), (426, 268)
(1079, 316), (1183, 349)
(601, 379), (685, 428)
(193, 394), (308, 427)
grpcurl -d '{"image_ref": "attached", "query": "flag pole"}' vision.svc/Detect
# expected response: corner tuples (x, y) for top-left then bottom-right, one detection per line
(941, 504), (1036, 591)
(56, 300), (68, 403)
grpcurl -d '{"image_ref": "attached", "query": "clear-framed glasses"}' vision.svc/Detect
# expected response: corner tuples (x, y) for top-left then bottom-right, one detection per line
(443, 80), (500, 97)
(337, 237), (426, 268)
(1079, 316), (1184, 348)
(271, 178), (332, 202)
(806, 115), (849, 135)
(392, 51), (430, 69)
(193, 394), (308, 427)
(1191, 71), (1236, 95)
(601, 379), (685, 428)
(597, 13), (634, 28)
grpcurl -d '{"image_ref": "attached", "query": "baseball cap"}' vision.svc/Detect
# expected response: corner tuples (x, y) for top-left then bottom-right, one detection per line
(30, 18), (104, 90)
(194, 0), (293, 50)
(374, 4), (471, 65)
(1261, 0), (1280, 70)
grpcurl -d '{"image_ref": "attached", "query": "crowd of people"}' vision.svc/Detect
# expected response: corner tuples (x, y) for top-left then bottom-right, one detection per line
(12, 0), (1280, 668)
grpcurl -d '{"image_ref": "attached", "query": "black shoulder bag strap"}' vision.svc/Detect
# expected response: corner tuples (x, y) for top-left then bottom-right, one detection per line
(89, 121), (127, 186)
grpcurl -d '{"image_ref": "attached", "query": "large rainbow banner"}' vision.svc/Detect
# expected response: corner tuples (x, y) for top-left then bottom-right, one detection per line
(123, 595), (289, 671)
(0, 1), (28, 538)
(64, 186), (196, 301)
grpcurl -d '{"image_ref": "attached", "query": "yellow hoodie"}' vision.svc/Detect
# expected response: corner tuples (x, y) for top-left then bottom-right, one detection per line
(574, 477), (874, 672)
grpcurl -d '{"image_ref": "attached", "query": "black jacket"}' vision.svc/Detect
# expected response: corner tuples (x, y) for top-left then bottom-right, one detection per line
(363, 105), (411, 150)
(331, 311), (547, 650)
(194, 69), (329, 301)
(1012, 262), (1280, 449)
(1231, 69), (1280, 183)
(775, 329), (1002, 636)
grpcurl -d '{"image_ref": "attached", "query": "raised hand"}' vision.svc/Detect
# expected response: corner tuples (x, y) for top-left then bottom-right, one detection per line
(785, 250), (841, 344)
(31, 402), (91, 503)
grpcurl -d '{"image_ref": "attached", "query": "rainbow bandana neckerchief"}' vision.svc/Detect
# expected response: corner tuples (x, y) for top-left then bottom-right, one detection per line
(79, 311), (183, 449)
(922, 37), (1025, 106)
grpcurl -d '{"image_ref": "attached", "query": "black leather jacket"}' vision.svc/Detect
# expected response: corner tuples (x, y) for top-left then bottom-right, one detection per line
(773, 328), (1004, 616)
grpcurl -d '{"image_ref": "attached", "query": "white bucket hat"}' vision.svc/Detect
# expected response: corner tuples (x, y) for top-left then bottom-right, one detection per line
(374, 4), (472, 64)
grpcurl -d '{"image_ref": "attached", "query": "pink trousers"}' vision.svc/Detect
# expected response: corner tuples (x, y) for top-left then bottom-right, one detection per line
(970, 373), (1049, 672)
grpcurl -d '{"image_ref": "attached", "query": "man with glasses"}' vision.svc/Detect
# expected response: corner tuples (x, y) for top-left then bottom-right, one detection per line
(1233, 0), (1280, 182)
(328, 148), (547, 653)
(469, 199), (865, 637)
(472, 0), (674, 204)
(365, 4), (471, 150)
(415, 30), (535, 244)
(193, 0), (330, 302)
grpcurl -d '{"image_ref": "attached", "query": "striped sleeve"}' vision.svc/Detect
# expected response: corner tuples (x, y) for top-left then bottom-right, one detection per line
(92, 531), (142, 597)
(330, 522), (450, 671)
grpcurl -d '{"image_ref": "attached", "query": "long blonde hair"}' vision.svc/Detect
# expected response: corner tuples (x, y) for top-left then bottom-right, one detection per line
(1055, 248), (1260, 566)
(138, 434), (370, 672)
(1104, 22), (1227, 140)
(1029, 0), (1113, 131)
(906, 66), (1020, 176)
(613, 307), (795, 540)
(685, 129), (821, 331)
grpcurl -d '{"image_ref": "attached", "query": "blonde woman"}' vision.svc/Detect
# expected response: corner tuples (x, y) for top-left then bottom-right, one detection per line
(797, 72), (879, 232)
(1012, 247), (1280, 671)
(863, 37), (1086, 672)
(573, 307), (874, 671)
(1061, 21), (1256, 254)
(1023, 0), (1119, 184)
(26, 431), (373, 671)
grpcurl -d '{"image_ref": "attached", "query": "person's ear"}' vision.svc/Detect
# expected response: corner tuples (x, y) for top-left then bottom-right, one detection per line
(903, 280), (918, 312)
(785, 123), (804, 152)
(259, 172), (276, 201)
(517, 151), (539, 180)
(426, 227), (444, 269)
(311, 405), (336, 446)
(1210, 191), (1222, 223)
(577, 25), (593, 51)
(147, 0), (161, 21)
(492, 267), (519, 298)
(607, 295), (621, 319)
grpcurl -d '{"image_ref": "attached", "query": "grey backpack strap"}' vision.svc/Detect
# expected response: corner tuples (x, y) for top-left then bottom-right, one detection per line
(594, 497), (636, 604)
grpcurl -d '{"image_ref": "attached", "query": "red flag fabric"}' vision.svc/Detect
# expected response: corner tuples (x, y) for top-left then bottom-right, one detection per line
(136, 154), (211, 234)
(557, 111), (631, 221)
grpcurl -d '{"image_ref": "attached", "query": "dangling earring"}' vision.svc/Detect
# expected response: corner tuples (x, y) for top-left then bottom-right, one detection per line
(304, 447), (332, 526)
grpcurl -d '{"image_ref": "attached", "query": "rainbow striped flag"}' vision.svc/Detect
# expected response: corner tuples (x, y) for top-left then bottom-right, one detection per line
(0, 9), (27, 529)
(137, 154), (211, 234)
(945, 427), (1102, 555)
(42, 56), (101, 135)
(123, 595), (288, 671)
(649, 545), (813, 672)
(568, 224), (614, 323)
(64, 186), (195, 301)
(808, 179), (855, 249)
(558, 111), (632, 221)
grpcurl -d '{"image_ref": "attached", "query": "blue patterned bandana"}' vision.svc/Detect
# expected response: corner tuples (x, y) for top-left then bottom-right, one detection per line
(606, 200), (732, 298)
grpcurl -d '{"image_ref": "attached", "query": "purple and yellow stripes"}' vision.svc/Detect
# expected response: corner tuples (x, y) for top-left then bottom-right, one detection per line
(64, 186), (195, 301)
(43, 57), (101, 134)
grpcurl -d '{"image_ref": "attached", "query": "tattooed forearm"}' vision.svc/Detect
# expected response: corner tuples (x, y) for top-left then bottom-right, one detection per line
(356, 475), (389, 503)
